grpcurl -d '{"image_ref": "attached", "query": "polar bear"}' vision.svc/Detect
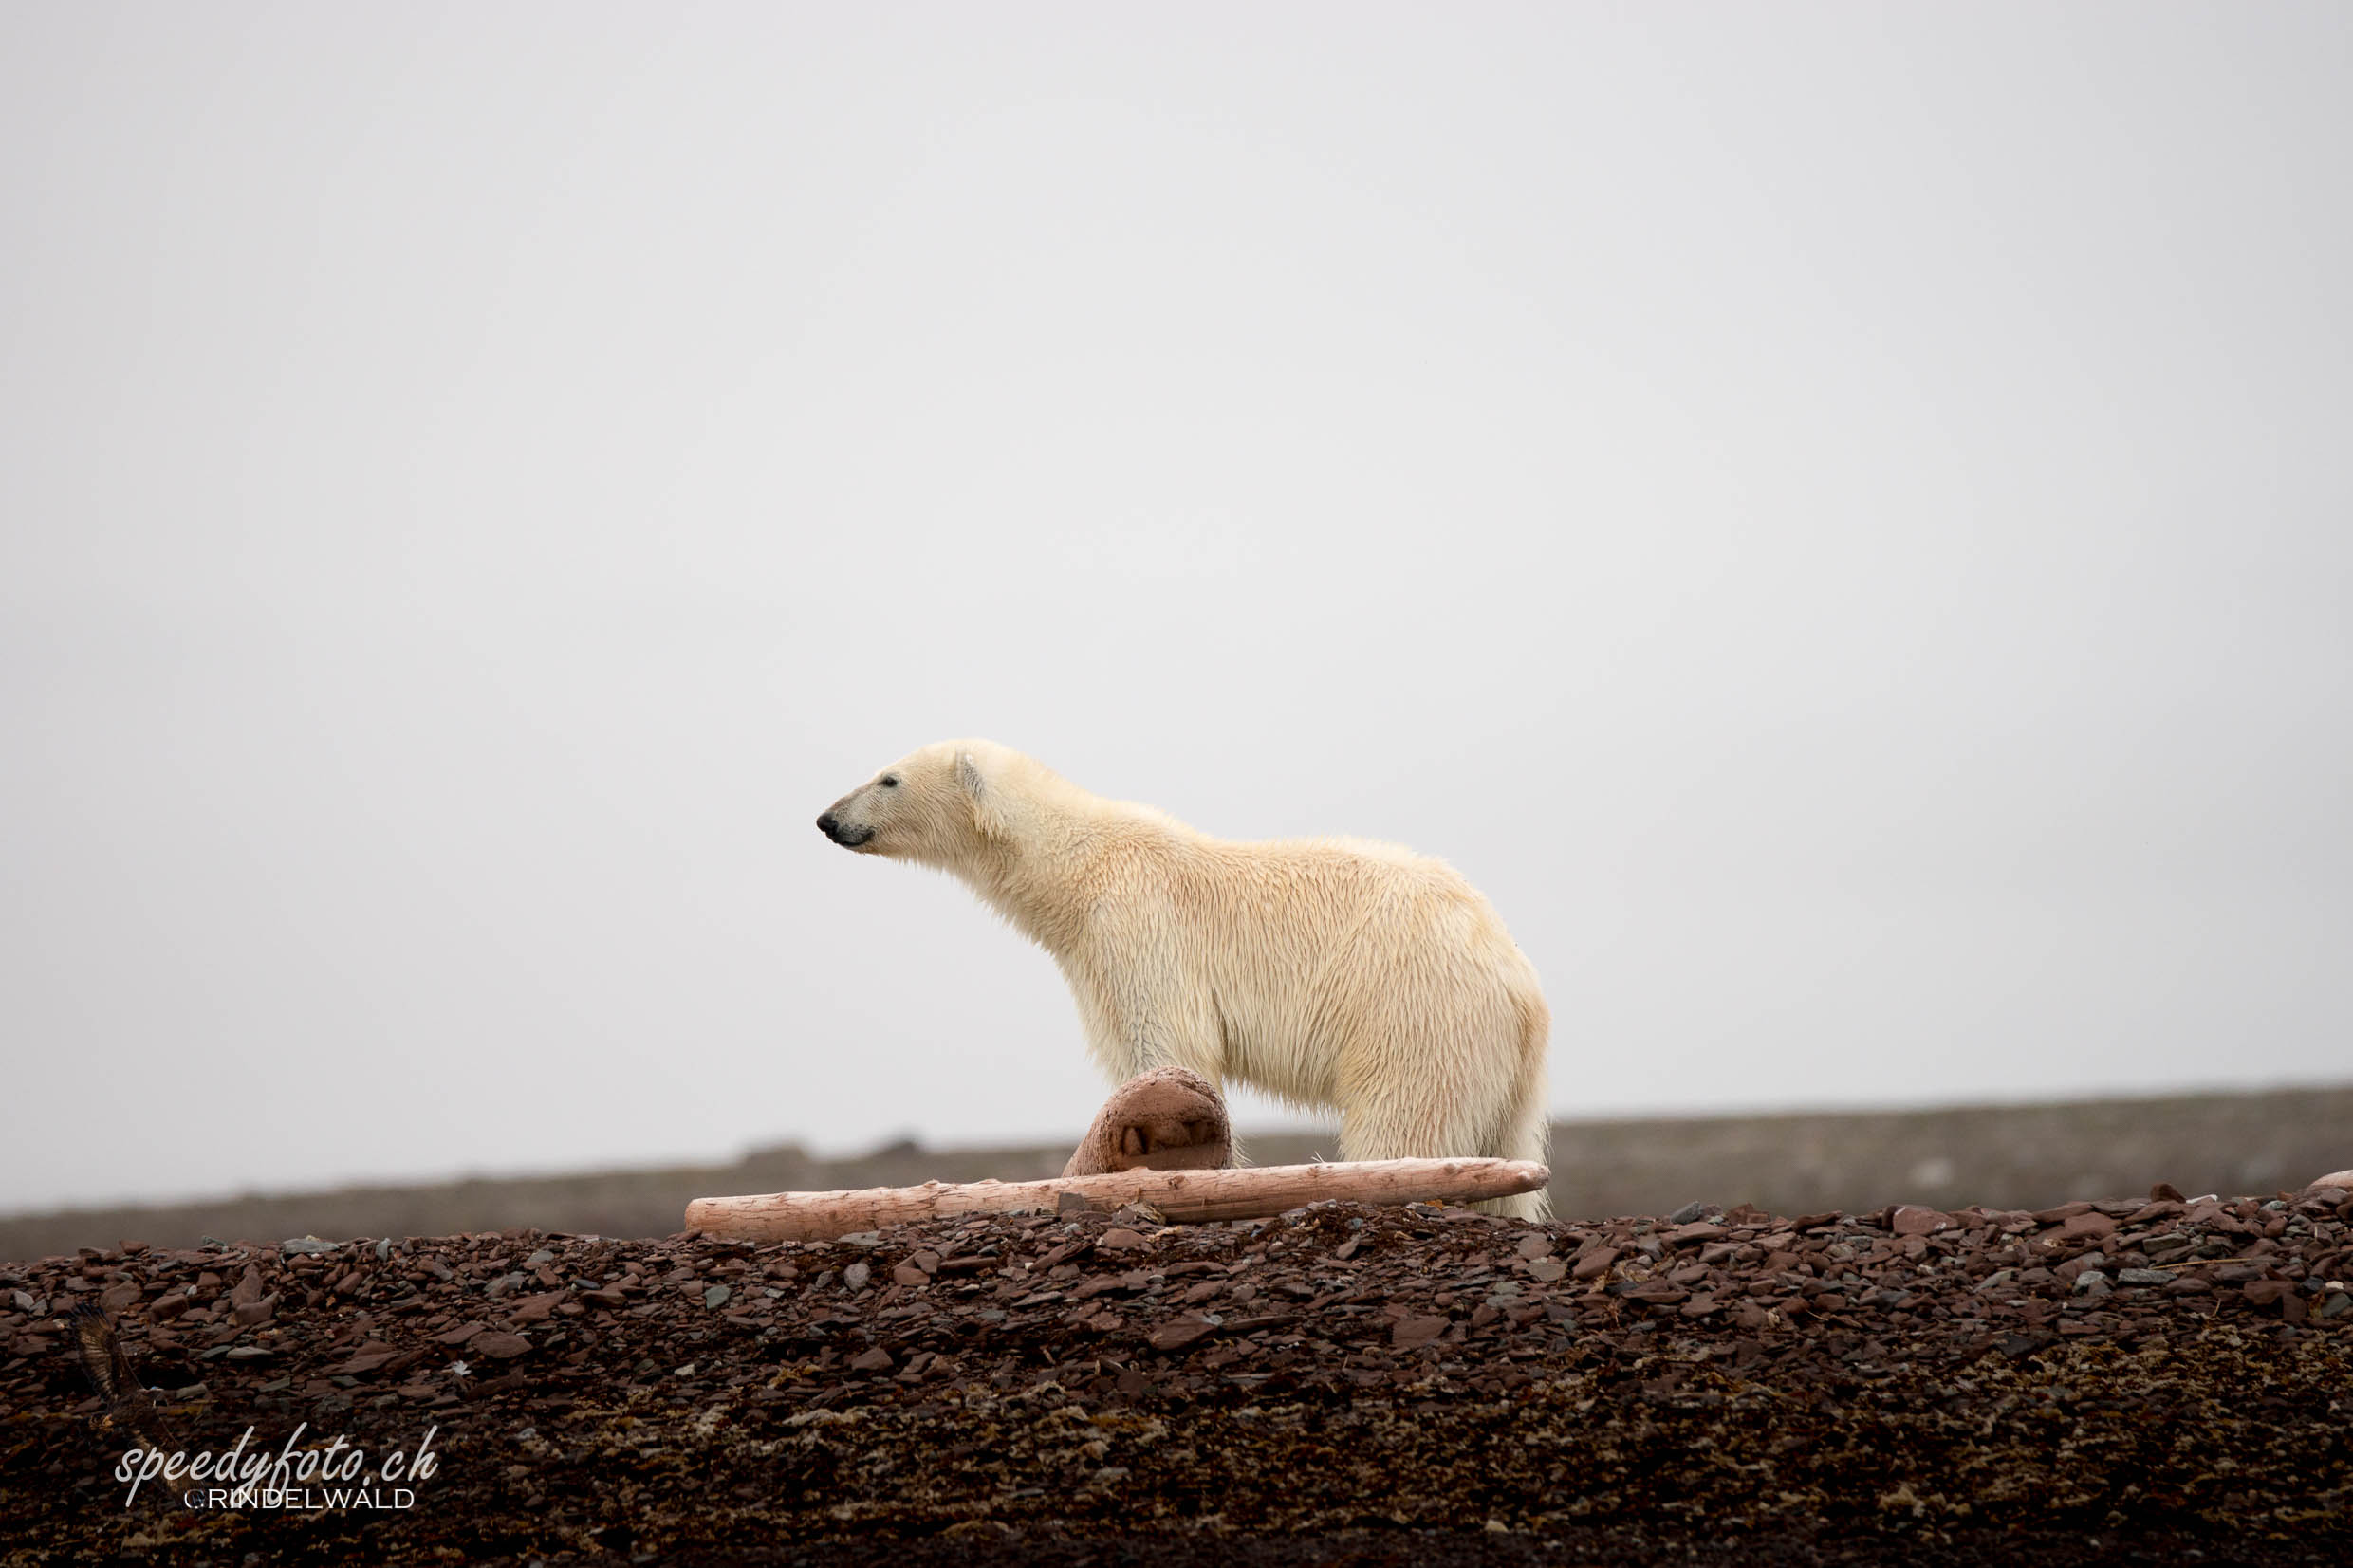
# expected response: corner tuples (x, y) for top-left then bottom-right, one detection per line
(816, 740), (1552, 1218)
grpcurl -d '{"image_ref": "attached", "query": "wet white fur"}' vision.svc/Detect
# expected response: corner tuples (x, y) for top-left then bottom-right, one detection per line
(820, 739), (1552, 1218)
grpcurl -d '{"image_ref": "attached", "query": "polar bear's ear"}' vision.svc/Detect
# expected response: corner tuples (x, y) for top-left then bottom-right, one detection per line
(955, 747), (1005, 836)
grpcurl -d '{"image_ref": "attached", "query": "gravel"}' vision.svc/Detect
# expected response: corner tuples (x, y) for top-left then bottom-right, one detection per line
(4, 1187), (2349, 1564)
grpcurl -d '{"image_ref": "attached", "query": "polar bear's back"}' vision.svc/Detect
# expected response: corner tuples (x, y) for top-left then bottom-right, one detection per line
(1151, 832), (1542, 1105)
(1185, 833), (1512, 946)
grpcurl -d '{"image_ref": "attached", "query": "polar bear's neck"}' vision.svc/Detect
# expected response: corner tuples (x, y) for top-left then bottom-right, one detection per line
(947, 782), (1187, 956)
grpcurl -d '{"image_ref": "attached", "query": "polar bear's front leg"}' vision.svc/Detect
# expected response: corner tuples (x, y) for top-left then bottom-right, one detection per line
(1062, 904), (1224, 1083)
(1077, 977), (1223, 1084)
(1063, 903), (1256, 1162)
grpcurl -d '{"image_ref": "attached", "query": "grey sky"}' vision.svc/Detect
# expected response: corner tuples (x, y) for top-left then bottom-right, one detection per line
(4, 5), (2347, 1213)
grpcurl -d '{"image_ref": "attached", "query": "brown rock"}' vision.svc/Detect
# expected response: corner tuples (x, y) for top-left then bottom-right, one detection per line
(507, 1290), (567, 1324)
(849, 1347), (893, 1372)
(1391, 1314), (1448, 1349)
(1061, 1067), (1232, 1177)
(1572, 1245), (1621, 1281)
(1527, 1257), (1566, 1282)
(1149, 1317), (1217, 1352)
(434, 1321), (487, 1346)
(1516, 1234), (1554, 1261)
(1097, 1228), (1148, 1251)
(1891, 1206), (1953, 1236)
(891, 1263), (929, 1287)
(231, 1264), (267, 1308)
(472, 1332), (533, 1359)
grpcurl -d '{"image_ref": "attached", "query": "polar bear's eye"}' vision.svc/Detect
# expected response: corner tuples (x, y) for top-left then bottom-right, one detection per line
(880, 775), (899, 788)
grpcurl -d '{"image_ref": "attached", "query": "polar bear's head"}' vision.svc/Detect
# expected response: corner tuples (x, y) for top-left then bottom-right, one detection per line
(816, 739), (1016, 867)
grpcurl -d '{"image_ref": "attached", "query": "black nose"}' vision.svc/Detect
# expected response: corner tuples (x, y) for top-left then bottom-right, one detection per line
(817, 812), (838, 838)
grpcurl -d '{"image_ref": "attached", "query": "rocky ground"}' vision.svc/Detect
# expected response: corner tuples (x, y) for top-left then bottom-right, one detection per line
(11, 1085), (2350, 1261)
(4, 1185), (2350, 1565)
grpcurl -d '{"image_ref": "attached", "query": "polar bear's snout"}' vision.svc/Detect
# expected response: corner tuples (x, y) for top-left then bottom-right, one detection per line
(820, 758), (934, 854)
(815, 809), (874, 848)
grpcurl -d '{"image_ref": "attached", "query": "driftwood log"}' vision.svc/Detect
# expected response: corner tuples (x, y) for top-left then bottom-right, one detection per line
(684, 1156), (1551, 1243)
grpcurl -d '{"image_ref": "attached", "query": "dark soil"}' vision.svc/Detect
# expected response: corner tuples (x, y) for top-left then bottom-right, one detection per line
(5, 1188), (2350, 1565)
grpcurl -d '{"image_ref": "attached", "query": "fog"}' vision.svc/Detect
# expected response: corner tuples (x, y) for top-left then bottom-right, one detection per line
(4, 4), (2347, 1212)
